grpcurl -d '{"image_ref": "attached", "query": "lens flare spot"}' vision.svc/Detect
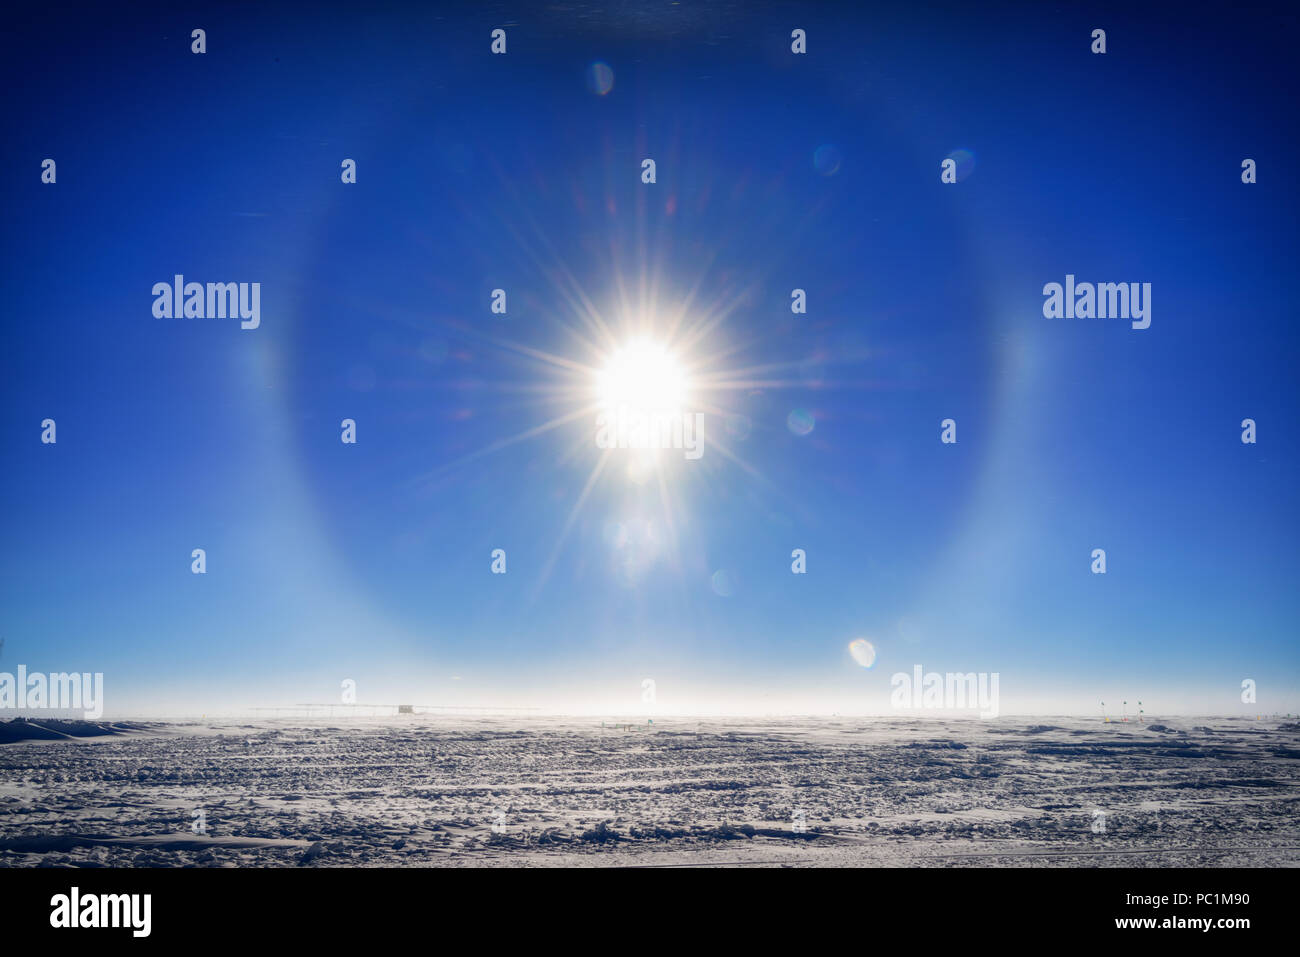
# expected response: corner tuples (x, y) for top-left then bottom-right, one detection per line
(946, 148), (976, 181)
(787, 408), (815, 436)
(711, 569), (735, 597)
(848, 639), (877, 668)
(586, 61), (615, 96)
(813, 144), (842, 176)
(608, 519), (661, 586)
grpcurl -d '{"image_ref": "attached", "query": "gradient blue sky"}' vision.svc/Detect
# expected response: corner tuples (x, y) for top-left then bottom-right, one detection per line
(3, 1), (1298, 715)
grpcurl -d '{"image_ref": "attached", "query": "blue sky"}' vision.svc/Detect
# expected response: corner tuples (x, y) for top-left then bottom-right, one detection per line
(2, 2), (1298, 715)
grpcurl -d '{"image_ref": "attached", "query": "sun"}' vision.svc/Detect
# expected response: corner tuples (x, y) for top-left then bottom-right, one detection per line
(595, 339), (688, 413)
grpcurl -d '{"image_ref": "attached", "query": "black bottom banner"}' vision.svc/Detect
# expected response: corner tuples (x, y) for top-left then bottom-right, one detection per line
(0, 866), (1279, 944)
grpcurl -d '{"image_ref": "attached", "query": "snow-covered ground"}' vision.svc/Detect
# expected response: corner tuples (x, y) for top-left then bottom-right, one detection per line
(1, 715), (1296, 867)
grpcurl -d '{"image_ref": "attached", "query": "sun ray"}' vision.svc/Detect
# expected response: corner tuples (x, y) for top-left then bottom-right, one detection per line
(392, 146), (866, 602)
(410, 403), (600, 489)
(530, 449), (613, 602)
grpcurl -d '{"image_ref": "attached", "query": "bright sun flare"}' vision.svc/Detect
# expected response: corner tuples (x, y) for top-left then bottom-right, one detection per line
(596, 340), (688, 412)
